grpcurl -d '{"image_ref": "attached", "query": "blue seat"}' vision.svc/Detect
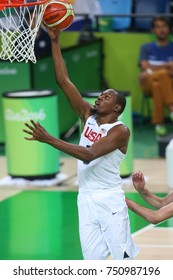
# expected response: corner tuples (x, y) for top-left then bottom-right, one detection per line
(98, 0), (132, 31)
(66, 18), (92, 31)
(134, 0), (170, 30)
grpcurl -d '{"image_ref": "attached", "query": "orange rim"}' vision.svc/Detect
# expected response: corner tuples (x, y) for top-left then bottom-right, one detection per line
(0, 0), (48, 10)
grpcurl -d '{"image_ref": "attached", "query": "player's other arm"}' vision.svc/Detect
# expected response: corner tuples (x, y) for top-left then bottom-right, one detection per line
(132, 172), (173, 209)
(47, 28), (91, 121)
(126, 198), (173, 224)
(46, 123), (130, 161)
(23, 121), (129, 162)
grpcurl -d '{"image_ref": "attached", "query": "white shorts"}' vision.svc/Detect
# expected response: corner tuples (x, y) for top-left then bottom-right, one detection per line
(77, 188), (139, 260)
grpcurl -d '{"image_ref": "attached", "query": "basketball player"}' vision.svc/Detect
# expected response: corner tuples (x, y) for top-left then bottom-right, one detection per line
(23, 29), (139, 260)
(126, 172), (173, 224)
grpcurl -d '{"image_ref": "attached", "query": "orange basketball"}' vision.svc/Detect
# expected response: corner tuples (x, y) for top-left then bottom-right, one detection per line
(43, 0), (75, 30)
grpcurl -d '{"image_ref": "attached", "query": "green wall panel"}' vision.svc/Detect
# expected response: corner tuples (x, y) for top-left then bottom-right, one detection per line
(0, 62), (31, 143)
(60, 32), (154, 113)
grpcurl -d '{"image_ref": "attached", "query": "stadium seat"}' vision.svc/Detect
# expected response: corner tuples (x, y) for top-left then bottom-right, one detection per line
(67, 0), (101, 31)
(134, 0), (170, 30)
(98, 0), (132, 31)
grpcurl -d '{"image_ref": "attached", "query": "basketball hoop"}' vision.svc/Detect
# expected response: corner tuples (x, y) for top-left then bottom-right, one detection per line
(0, 0), (49, 63)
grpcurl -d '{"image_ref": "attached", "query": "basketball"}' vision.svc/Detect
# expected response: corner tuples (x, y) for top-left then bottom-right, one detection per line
(43, 0), (75, 30)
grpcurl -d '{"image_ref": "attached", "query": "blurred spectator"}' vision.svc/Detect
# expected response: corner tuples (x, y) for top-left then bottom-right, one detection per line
(68, 0), (101, 31)
(138, 16), (173, 136)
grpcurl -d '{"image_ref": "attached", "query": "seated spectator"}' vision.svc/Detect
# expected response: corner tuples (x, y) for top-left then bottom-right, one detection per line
(67, 0), (101, 31)
(138, 16), (173, 136)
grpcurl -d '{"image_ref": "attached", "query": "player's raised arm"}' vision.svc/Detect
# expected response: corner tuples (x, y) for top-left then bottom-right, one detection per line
(132, 172), (173, 209)
(46, 28), (92, 122)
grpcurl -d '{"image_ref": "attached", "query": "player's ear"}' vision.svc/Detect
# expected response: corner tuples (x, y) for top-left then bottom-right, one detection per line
(114, 104), (121, 113)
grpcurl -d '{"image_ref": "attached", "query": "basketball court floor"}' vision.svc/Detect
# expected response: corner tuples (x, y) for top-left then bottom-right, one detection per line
(0, 154), (173, 260)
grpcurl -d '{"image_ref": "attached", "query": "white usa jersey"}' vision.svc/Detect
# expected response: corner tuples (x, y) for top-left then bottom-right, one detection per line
(78, 115), (125, 190)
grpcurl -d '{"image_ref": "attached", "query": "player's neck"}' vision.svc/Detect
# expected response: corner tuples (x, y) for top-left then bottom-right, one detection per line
(95, 114), (118, 126)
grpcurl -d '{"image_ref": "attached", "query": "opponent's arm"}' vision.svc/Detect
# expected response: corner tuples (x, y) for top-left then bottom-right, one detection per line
(132, 172), (173, 209)
(126, 198), (173, 224)
(47, 28), (91, 121)
(23, 120), (129, 162)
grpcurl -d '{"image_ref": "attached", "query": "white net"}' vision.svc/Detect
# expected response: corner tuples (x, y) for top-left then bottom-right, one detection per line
(0, 1), (48, 63)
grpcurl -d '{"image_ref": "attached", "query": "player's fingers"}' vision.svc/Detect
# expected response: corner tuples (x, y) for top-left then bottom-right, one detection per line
(138, 172), (144, 181)
(23, 129), (33, 135)
(30, 119), (37, 128)
(42, 21), (47, 28)
(24, 122), (34, 130)
(135, 172), (142, 180)
(132, 172), (138, 179)
(24, 137), (35, 141)
(37, 122), (42, 127)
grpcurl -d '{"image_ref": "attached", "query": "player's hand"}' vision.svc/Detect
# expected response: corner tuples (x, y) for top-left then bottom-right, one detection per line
(23, 120), (50, 142)
(132, 171), (145, 193)
(43, 23), (60, 41)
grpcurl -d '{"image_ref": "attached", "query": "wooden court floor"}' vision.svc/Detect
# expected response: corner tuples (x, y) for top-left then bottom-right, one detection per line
(0, 156), (173, 260)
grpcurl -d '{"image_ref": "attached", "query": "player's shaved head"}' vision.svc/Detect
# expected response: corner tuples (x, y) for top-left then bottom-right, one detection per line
(105, 89), (126, 114)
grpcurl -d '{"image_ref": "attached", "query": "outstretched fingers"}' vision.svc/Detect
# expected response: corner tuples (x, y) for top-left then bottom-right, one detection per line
(24, 136), (36, 141)
(23, 128), (35, 141)
(37, 121), (42, 128)
(23, 120), (47, 142)
(30, 119), (37, 128)
(24, 122), (35, 131)
(132, 171), (144, 181)
(23, 129), (33, 136)
(23, 120), (38, 141)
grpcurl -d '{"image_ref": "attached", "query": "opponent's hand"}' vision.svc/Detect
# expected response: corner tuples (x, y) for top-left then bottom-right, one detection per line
(125, 198), (133, 209)
(132, 171), (145, 193)
(23, 120), (50, 142)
